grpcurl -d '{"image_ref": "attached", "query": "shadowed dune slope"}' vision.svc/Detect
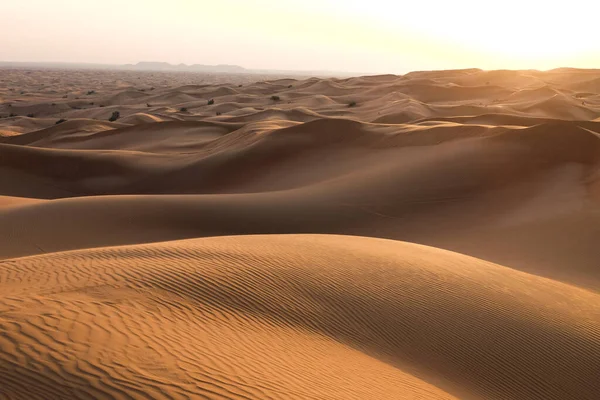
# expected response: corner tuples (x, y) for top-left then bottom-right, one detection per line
(1, 234), (599, 400)
(1, 118), (599, 290)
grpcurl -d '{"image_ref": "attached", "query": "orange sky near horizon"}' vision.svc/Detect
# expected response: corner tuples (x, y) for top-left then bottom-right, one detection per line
(1, 0), (598, 73)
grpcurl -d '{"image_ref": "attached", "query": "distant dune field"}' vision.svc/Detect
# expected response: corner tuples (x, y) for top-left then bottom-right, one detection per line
(1, 67), (599, 399)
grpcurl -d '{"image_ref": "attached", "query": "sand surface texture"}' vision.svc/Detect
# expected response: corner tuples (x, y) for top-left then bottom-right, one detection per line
(1, 68), (599, 399)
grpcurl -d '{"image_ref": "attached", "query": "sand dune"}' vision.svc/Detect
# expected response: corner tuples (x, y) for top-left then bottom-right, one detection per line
(1, 235), (599, 399)
(1, 67), (600, 399)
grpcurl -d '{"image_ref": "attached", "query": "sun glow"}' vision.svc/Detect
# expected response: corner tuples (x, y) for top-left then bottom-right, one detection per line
(289, 0), (600, 70)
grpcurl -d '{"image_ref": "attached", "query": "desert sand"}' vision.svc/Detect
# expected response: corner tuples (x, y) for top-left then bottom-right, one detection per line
(0, 67), (599, 399)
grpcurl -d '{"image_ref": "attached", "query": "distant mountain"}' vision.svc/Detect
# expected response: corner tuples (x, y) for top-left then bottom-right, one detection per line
(124, 62), (247, 73)
(0, 61), (365, 77)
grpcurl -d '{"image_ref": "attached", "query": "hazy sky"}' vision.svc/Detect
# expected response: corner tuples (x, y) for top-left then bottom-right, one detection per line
(2, 0), (599, 73)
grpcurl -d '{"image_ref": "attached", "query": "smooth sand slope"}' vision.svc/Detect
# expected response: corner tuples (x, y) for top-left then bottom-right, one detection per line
(1, 67), (600, 399)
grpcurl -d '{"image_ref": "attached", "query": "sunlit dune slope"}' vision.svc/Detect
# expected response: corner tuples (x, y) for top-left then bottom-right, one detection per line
(1, 234), (599, 400)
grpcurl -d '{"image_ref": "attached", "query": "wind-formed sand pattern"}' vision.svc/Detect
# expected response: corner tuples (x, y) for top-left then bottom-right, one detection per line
(1, 67), (599, 399)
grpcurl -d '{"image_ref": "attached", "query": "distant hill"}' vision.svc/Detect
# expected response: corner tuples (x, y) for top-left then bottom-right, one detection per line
(0, 61), (365, 77)
(124, 62), (247, 73)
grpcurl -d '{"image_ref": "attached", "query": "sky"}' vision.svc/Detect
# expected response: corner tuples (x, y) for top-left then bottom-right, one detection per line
(2, 0), (599, 74)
